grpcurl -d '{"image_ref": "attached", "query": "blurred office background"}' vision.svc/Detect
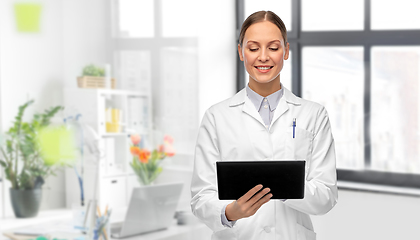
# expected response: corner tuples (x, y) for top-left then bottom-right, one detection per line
(0, 0), (420, 239)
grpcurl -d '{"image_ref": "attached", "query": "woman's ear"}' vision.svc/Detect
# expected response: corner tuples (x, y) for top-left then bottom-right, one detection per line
(284, 42), (290, 60)
(238, 44), (244, 61)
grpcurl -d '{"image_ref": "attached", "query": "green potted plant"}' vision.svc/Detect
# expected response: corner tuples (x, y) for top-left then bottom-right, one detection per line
(77, 64), (115, 89)
(0, 100), (65, 218)
(82, 64), (105, 77)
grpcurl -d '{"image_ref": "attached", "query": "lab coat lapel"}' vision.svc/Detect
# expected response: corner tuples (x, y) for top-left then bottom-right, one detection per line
(271, 98), (289, 126)
(271, 87), (301, 126)
(243, 97), (266, 126)
(229, 88), (266, 127)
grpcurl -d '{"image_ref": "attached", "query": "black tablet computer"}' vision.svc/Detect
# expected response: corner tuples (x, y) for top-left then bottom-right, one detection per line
(216, 160), (305, 200)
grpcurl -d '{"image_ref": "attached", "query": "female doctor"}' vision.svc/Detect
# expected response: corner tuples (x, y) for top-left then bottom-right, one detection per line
(191, 11), (337, 240)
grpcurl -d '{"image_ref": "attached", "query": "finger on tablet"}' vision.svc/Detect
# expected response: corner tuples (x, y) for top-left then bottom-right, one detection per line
(249, 187), (270, 205)
(238, 184), (263, 203)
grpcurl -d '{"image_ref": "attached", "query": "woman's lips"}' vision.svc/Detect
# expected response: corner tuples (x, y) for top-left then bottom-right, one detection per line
(255, 66), (273, 73)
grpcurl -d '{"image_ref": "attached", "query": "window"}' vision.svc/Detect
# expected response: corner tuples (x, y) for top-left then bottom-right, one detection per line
(237, 0), (420, 190)
(112, 0), (199, 154)
(371, 47), (420, 173)
(302, 0), (364, 31)
(116, 0), (155, 38)
(371, 0), (420, 30)
(302, 47), (364, 170)
(161, 0), (198, 37)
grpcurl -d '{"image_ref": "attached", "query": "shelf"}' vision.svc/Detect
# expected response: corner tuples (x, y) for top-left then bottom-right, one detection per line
(101, 132), (130, 137)
(102, 173), (129, 178)
(64, 86), (153, 211)
(98, 88), (148, 97)
(101, 132), (149, 137)
(67, 87), (148, 97)
(338, 180), (420, 197)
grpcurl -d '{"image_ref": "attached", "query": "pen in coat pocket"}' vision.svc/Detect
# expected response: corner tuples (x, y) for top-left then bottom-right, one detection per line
(293, 118), (296, 138)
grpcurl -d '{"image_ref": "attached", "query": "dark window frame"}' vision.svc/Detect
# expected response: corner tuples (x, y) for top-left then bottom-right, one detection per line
(236, 0), (420, 192)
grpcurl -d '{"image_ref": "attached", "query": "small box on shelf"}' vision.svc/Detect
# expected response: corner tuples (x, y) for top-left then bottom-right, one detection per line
(77, 76), (116, 89)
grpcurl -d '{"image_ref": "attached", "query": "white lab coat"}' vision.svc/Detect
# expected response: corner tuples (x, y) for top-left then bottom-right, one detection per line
(191, 86), (338, 240)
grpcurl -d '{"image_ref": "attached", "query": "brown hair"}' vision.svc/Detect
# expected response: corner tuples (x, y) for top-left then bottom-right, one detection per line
(238, 11), (287, 47)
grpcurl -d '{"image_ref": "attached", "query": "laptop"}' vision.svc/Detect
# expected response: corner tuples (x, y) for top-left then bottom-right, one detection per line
(111, 182), (183, 238)
(216, 160), (305, 200)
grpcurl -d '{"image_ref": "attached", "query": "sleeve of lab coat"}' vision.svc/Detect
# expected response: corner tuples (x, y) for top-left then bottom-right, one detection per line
(284, 106), (338, 215)
(190, 109), (229, 232)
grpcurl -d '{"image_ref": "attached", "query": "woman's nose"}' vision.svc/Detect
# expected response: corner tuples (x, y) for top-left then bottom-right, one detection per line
(258, 49), (269, 62)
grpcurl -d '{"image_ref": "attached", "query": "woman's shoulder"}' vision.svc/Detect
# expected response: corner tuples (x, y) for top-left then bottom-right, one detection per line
(296, 98), (330, 120)
(206, 96), (236, 115)
(283, 88), (326, 112)
(201, 90), (245, 121)
(296, 96), (325, 111)
(207, 89), (246, 112)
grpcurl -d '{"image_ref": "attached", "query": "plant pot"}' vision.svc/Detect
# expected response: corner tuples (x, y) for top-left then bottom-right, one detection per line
(10, 188), (42, 218)
(77, 76), (116, 89)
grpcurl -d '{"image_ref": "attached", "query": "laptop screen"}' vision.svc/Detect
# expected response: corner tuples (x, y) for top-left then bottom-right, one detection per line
(113, 182), (183, 238)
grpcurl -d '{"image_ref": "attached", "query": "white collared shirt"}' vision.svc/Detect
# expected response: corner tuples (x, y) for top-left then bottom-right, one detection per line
(245, 84), (284, 129)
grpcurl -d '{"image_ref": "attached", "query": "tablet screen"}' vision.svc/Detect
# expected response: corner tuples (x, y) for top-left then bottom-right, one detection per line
(216, 160), (305, 200)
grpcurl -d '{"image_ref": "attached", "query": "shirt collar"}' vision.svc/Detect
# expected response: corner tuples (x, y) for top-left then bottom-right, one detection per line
(229, 83), (301, 107)
(245, 84), (284, 112)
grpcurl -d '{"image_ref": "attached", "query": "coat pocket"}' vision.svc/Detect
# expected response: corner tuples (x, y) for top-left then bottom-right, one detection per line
(296, 223), (316, 240)
(285, 127), (313, 162)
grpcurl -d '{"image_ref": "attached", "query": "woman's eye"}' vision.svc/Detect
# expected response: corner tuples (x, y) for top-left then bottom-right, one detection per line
(249, 48), (258, 52)
(270, 48), (279, 51)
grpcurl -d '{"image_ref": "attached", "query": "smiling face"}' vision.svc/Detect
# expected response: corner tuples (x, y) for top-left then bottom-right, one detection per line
(238, 20), (289, 88)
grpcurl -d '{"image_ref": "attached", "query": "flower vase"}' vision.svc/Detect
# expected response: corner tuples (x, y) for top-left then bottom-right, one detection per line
(138, 176), (156, 186)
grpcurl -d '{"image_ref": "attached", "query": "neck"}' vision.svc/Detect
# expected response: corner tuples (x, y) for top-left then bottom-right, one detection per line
(248, 77), (281, 97)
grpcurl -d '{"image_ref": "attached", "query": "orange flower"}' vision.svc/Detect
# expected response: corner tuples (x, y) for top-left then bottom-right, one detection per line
(130, 146), (141, 156)
(138, 149), (151, 163)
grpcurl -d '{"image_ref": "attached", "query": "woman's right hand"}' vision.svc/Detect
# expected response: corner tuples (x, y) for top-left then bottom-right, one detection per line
(225, 184), (273, 221)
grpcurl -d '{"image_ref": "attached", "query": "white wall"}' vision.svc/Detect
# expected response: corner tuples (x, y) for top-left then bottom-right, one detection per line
(197, 0), (237, 120)
(0, 0), (107, 217)
(61, 0), (108, 89)
(312, 189), (420, 240)
(0, 0), (65, 217)
(0, 0), (64, 128)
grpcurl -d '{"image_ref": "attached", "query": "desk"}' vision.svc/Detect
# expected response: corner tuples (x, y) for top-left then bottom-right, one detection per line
(0, 209), (212, 240)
